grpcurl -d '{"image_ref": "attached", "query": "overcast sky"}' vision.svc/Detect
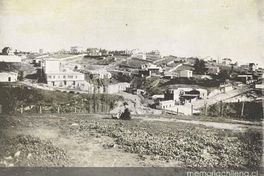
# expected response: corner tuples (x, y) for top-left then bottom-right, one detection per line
(0, 0), (263, 65)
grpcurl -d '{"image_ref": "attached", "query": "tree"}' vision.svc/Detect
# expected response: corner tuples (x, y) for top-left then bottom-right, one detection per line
(18, 71), (24, 81)
(2, 47), (11, 55)
(194, 59), (207, 74)
(218, 69), (230, 82)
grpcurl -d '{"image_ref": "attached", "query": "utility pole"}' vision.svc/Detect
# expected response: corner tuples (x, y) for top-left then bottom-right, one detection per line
(20, 105), (23, 114)
(205, 103), (208, 116)
(241, 102), (245, 117)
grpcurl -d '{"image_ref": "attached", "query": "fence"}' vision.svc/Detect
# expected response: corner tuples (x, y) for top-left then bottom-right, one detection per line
(200, 101), (263, 120)
(17, 104), (112, 114)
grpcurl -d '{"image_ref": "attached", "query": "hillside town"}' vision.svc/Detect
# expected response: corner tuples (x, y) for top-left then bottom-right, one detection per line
(0, 0), (263, 172)
(0, 46), (263, 116)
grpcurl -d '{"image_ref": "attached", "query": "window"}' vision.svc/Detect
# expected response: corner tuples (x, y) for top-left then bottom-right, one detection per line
(68, 76), (73, 79)
(48, 76), (52, 79)
(63, 76), (66, 79)
(53, 76), (55, 79)
(8, 77), (11, 82)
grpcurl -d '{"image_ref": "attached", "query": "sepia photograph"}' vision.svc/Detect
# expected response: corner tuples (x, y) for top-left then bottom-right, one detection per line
(0, 0), (263, 175)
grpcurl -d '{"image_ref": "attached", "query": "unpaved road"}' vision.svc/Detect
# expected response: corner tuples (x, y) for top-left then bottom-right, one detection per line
(138, 116), (262, 132)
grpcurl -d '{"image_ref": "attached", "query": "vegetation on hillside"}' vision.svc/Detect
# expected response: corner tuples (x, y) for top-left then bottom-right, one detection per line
(0, 84), (123, 114)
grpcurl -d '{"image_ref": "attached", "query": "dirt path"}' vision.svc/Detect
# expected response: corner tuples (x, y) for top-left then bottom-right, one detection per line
(137, 116), (262, 132)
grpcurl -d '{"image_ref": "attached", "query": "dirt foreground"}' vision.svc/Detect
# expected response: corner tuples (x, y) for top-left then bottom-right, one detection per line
(0, 114), (262, 168)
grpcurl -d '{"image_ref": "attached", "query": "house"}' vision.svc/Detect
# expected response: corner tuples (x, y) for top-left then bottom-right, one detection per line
(164, 88), (208, 104)
(146, 50), (161, 61)
(43, 58), (85, 89)
(157, 100), (175, 109)
(179, 70), (193, 78)
(89, 70), (112, 79)
(140, 63), (163, 77)
(152, 94), (165, 104)
(237, 74), (253, 84)
(86, 48), (101, 56)
(0, 72), (18, 82)
(132, 51), (146, 60)
(163, 72), (178, 79)
(105, 82), (130, 94)
(32, 55), (49, 67)
(109, 50), (131, 56)
(219, 83), (234, 93)
(46, 72), (85, 88)
(222, 58), (232, 65)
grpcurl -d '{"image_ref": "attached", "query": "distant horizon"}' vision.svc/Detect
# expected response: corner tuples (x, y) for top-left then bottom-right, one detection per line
(2, 45), (263, 67)
(0, 0), (263, 67)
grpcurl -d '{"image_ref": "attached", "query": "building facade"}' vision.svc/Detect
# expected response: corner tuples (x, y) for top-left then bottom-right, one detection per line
(43, 58), (85, 89)
(46, 72), (85, 88)
(179, 70), (193, 78)
(105, 82), (130, 94)
(0, 72), (18, 82)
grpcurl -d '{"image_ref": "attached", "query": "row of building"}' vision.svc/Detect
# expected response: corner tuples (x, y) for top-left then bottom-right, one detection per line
(43, 58), (130, 94)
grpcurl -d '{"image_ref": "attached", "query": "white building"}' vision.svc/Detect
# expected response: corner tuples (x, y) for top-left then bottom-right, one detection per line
(46, 72), (85, 88)
(219, 83), (234, 93)
(157, 100), (175, 109)
(0, 55), (22, 63)
(43, 58), (85, 89)
(132, 51), (146, 60)
(43, 59), (61, 73)
(179, 70), (193, 78)
(165, 88), (208, 102)
(105, 82), (130, 94)
(0, 72), (18, 82)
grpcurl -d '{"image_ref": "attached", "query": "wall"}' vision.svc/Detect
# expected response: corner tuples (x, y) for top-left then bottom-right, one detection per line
(158, 100), (175, 109)
(0, 55), (22, 63)
(0, 73), (17, 82)
(179, 70), (192, 78)
(44, 60), (60, 73)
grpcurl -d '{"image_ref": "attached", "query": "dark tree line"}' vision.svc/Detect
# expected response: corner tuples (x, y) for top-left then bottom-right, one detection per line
(193, 59), (207, 74)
